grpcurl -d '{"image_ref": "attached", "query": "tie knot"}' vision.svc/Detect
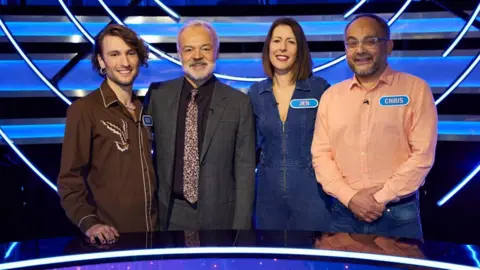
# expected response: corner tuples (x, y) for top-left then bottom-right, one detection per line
(191, 88), (198, 100)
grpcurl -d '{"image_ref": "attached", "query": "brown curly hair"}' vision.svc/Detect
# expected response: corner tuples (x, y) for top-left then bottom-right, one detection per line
(92, 24), (149, 76)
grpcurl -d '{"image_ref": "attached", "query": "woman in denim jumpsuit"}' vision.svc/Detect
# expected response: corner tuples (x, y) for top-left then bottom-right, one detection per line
(248, 18), (331, 231)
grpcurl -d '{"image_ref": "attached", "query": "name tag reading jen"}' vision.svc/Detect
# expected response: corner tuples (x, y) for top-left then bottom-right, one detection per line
(379, 95), (410, 107)
(290, 99), (319, 109)
(142, 115), (153, 127)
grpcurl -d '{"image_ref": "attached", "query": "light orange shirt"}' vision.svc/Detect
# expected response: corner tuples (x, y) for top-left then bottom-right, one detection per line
(311, 65), (438, 207)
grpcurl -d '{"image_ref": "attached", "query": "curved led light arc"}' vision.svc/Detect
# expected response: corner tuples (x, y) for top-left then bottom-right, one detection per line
(0, 247), (478, 270)
(343, 0), (367, 18)
(435, 52), (480, 105)
(57, 0), (95, 44)
(386, 0), (412, 26)
(0, 127), (58, 192)
(437, 163), (480, 206)
(153, 0), (181, 22)
(0, 17), (72, 105)
(3, 242), (19, 260)
(466, 245), (480, 267)
(442, 2), (480, 57)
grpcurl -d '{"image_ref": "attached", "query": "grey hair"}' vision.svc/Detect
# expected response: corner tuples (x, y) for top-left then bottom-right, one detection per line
(176, 20), (220, 57)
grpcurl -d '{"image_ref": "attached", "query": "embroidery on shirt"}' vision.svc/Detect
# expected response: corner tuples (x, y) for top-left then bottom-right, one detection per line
(100, 119), (129, 152)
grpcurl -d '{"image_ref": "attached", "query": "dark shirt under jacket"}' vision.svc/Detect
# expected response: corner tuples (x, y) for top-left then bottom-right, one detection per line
(173, 76), (216, 199)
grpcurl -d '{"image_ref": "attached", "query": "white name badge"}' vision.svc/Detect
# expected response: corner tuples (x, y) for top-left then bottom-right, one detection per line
(379, 95), (410, 106)
(290, 99), (319, 109)
(142, 115), (153, 126)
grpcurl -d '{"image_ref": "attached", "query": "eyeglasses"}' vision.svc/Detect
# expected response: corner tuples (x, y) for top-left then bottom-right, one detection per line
(344, 37), (389, 50)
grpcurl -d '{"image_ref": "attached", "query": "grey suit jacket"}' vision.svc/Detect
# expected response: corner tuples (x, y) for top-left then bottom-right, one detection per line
(144, 77), (256, 230)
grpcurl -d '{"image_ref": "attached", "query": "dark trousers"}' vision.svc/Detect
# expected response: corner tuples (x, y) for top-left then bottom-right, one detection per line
(167, 198), (200, 230)
(330, 195), (423, 240)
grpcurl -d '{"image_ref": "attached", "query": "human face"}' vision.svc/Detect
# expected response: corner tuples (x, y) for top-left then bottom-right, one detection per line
(269, 24), (297, 75)
(178, 25), (216, 86)
(344, 17), (393, 79)
(97, 35), (140, 89)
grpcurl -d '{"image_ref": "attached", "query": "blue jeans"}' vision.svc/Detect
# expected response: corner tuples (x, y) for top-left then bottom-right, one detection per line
(330, 197), (423, 240)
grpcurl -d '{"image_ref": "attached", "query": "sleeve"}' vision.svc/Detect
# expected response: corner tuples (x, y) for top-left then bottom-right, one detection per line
(143, 83), (155, 117)
(246, 84), (263, 164)
(232, 95), (256, 229)
(374, 80), (438, 204)
(57, 101), (102, 234)
(311, 90), (359, 207)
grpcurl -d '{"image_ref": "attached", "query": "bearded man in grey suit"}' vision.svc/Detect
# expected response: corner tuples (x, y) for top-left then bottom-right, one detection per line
(144, 20), (256, 231)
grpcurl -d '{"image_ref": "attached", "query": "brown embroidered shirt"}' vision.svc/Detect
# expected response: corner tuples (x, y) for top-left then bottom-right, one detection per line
(57, 80), (157, 234)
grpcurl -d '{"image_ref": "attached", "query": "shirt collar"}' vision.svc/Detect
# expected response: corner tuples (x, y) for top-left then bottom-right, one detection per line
(349, 64), (394, 91)
(259, 77), (312, 94)
(99, 79), (139, 108)
(99, 80), (118, 108)
(184, 75), (216, 95)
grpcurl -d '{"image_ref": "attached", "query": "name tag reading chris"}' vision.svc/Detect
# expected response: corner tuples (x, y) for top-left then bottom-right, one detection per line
(290, 99), (319, 109)
(379, 95), (410, 107)
(142, 115), (153, 126)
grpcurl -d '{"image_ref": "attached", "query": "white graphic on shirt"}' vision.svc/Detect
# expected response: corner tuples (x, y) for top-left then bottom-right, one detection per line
(100, 119), (129, 152)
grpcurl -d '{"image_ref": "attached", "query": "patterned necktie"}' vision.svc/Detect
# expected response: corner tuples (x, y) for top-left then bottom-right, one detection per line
(183, 88), (199, 204)
(184, 230), (200, 247)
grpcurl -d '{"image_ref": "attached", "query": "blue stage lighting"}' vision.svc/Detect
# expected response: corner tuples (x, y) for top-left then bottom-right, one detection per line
(3, 242), (19, 260)
(466, 245), (480, 267)
(0, 18), (71, 105)
(435, 52), (480, 105)
(442, 2), (480, 57)
(0, 247), (478, 270)
(0, 127), (58, 192)
(343, 0), (367, 18)
(57, 0), (95, 44)
(437, 163), (480, 206)
(153, 0), (181, 21)
(93, 0), (412, 78)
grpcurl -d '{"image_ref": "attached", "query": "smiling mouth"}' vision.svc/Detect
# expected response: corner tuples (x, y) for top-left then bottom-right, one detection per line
(354, 58), (372, 64)
(190, 63), (207, 70)
(276, 55), (290, 61)
(117, 70), (132, 75)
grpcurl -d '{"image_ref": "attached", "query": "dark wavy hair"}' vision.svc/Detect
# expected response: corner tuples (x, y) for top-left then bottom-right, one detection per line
(91, 24), (149, 76)
(262, 17), (312, 84)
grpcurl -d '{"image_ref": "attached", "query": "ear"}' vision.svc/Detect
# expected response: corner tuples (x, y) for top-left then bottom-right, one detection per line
(97, 54), (106, 69)
(386, 40), (394, 55)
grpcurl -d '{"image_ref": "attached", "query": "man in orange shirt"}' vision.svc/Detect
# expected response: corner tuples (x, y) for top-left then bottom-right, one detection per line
(311, 14), (438, 239)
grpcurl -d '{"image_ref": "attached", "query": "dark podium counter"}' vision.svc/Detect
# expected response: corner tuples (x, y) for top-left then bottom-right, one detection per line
(1, 231), (479, 269)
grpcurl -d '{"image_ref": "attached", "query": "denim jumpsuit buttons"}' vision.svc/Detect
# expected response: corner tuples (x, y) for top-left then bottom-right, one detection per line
(248, 76), (331, 231)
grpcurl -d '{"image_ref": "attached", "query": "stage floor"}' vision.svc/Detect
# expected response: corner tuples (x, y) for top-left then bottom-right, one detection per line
(1, 231), (479, 270)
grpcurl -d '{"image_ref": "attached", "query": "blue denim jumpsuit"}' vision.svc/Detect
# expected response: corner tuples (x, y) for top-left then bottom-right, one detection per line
(248, 76), (331, 231)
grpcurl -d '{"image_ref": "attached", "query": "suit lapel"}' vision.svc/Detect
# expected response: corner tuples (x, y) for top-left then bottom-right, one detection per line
(163, 77), (184, 187)
(200, 80), (228, 163)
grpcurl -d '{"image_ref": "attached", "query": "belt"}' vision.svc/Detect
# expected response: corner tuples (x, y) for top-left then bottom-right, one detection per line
(386, 192), (418, 207)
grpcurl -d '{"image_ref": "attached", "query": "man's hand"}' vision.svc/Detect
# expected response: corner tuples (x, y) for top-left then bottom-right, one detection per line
(348, 186), (385, 223)
(85, 224), (119, 244)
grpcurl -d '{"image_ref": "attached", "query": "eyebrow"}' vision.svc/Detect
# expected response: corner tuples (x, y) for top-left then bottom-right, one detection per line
(272, 36), (296, 40)
(346, 35), (376, 40)
(183, 44), (212, 49)
(106, 49), (135, 54)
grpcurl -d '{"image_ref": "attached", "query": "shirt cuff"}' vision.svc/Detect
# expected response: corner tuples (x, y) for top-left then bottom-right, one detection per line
(374, 187), (397, 205)
(78, 215), (102, 234)
(336, 187), (359, 208)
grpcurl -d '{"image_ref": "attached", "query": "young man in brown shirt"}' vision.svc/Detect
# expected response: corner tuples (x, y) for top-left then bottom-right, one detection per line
(57, 24), (157, 244)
